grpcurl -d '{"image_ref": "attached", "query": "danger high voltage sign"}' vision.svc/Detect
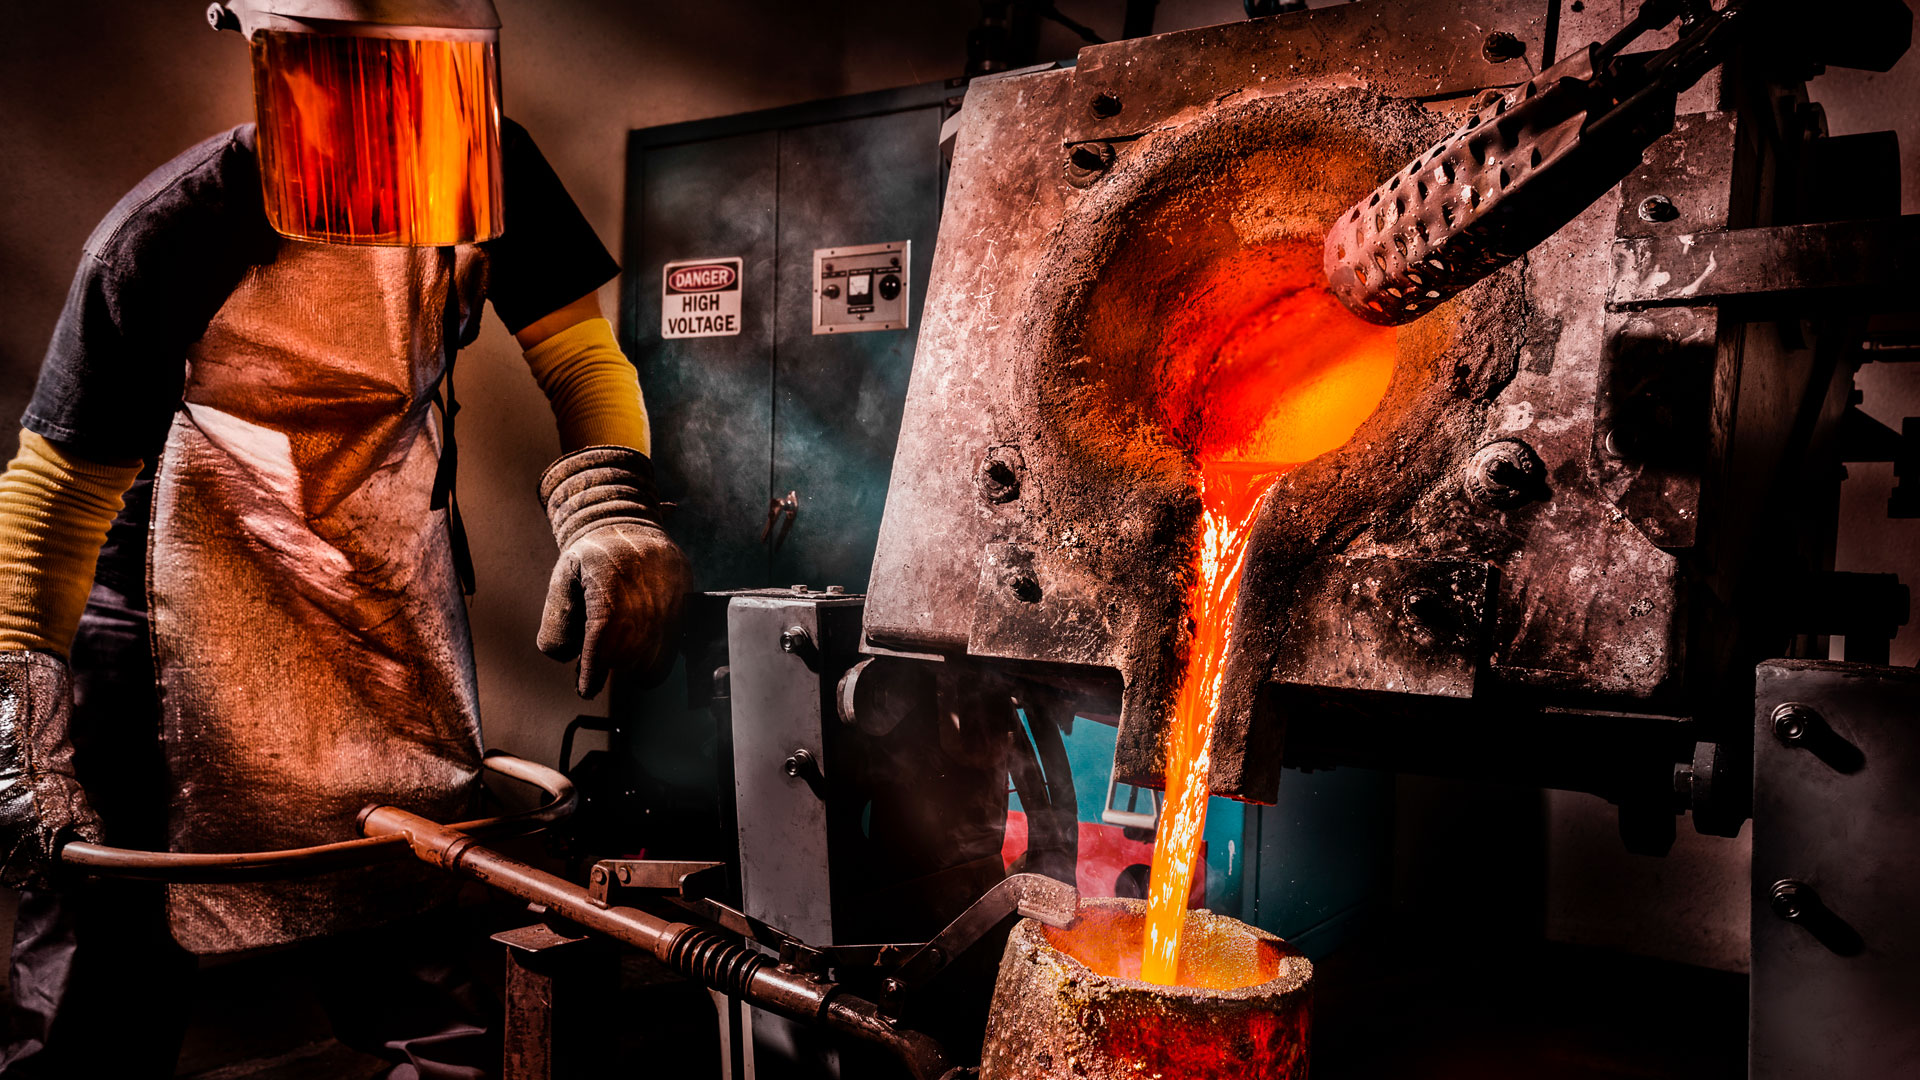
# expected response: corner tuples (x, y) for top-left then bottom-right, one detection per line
(662, 257), (743, 339)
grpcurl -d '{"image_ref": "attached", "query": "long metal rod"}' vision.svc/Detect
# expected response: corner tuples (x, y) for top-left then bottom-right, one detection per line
(359, 804), (958, 1080)
(60, 752), (577, 883)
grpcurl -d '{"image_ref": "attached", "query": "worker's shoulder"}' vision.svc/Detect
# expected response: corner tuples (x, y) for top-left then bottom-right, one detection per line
(81, 124), (266, 268)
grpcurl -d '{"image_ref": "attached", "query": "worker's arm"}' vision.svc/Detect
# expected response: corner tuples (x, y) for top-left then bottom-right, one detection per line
(519, 291), (687, 698)
(0, 431), (142, 656)
(0, 431), (132, 884)
(516, 292), (651, 455)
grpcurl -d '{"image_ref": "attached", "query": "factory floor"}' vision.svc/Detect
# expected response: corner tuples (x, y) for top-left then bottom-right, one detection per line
(0, 886), (1743, 1078)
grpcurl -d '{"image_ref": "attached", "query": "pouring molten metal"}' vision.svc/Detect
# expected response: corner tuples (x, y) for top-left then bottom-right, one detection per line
(1141, 240), (1395, 984)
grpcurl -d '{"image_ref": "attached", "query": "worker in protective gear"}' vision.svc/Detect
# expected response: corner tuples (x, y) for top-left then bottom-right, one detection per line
(0, 1), (689, 1075)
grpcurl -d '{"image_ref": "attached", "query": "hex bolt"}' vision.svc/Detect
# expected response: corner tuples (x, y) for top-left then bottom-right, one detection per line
(1464, 439), (1545, 508)
(1772, 702), (1817, 744)
(1770, 879), (1815, 922)
(783, 748), (816, 778)
(1638, 194), (1680, 223)
(780, 625), (813, 654)
(1064, 141), (1117, 189)
(591, 865), (608, 884)
(978, 455), (1021, 503)
(1482, 31), (1525, 62)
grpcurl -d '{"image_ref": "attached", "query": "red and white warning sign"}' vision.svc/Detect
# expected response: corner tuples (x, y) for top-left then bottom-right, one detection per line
(662, 257), (743, 339)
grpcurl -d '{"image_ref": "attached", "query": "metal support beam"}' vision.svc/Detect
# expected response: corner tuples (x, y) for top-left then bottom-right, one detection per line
(494, 922), (607, 1080)
(1609, 216), (1920, 309)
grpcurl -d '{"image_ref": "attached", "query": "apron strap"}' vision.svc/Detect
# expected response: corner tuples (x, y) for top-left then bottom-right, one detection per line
(431, 246), (477, 597)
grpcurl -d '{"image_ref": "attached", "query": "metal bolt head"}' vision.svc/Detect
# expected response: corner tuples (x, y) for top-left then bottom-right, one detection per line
(882, 977), (904, 996)
(1772, 702), (1816, 744)
(1464, 439), (1545, 508)
(825, 585), (846, 595)
(1637, 194), (1680, 223)
(978, 455), (1021, 503)
(779, 625), (811, 653)
(591, 865), (608, 883)
(1482, 31), (1525, 63)
(1064, 141), (1116, 189)
(783, 748), (815, 778)
(1770, 879), (1813, 922)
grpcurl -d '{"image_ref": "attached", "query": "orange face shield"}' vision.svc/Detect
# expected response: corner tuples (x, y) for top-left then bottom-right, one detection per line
(249, 28), (503, 246)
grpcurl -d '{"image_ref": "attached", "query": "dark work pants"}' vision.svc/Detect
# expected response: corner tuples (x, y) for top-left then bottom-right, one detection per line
(0, 586), (498, 1079)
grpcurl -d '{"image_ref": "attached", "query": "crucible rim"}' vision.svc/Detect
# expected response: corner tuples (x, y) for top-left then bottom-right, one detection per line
(1028, 896), (1313, 1002)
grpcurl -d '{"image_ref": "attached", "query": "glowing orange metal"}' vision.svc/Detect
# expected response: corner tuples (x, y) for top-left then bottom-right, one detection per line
(1140, 241), (1395, 985)
(251, 31), (503, 246)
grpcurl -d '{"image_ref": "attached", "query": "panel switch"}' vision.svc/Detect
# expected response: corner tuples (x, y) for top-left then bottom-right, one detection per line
(812, 241), (910, 335)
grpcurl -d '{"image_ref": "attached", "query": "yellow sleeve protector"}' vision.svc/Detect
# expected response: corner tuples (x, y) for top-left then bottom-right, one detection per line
(521, 316), (652, 455)
(0, 432), (142, 656)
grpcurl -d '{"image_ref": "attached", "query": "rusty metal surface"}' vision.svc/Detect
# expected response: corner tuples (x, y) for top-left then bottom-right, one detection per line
(970, 543), (1127, 669)
(866, 3), (1712, 804)
(980, 898), (1311, 1080)
(866, 65), (1078, 655)
(1272, 557), (1492, 699)
(151, 240), (488, 954)
(1594, 112), (1741, 552)
(1609, 215), (1920, 308)
(1063, 0), (1552, 146)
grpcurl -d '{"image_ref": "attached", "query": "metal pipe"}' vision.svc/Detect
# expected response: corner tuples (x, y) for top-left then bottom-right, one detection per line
(61, 752), (576, 883)
(358, 804), (959, 1080)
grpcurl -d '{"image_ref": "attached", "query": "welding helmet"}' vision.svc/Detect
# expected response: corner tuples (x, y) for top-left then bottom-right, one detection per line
(208, 0), (504, 246)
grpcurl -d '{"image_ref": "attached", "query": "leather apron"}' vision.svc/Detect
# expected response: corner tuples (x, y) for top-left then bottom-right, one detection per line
(150, 239), (489, 955)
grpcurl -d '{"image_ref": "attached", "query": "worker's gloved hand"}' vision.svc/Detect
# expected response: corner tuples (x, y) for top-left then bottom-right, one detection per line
(0, 651), (100, 888)
(537, 446), (691, 698)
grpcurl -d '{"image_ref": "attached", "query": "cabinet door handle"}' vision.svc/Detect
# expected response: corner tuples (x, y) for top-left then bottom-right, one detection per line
(761, 490), (798, 549)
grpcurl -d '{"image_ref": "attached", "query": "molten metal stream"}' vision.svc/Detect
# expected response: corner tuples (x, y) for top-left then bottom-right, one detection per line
(1140, 244), (1396, 985)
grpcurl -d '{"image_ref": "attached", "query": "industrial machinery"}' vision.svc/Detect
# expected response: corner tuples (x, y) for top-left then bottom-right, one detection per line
(858, 0), (1920, 1074)
(607, 0), (1920, 1073)
(55, 0), (1920, 1077)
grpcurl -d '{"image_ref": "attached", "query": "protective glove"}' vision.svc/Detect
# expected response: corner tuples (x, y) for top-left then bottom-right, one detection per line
(0, 651), (100, 888)
(537, 446), (691, 698)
